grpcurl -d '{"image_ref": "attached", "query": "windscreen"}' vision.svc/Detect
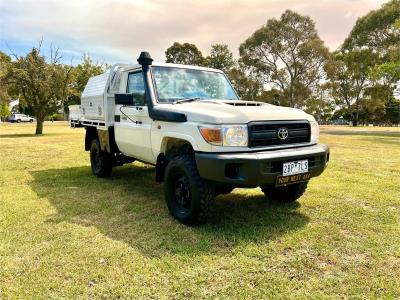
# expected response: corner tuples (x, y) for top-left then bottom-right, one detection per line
(152, 66), (238, 103)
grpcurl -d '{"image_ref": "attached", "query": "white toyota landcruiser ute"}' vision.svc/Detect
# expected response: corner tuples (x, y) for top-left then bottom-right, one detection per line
(69, 52), (329, 225)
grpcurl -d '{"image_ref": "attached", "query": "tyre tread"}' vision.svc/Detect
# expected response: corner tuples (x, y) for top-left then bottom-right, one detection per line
(165, 155), (214, 225)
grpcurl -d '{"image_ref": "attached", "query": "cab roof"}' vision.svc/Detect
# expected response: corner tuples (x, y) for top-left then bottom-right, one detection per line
(119, 62), (224, 74)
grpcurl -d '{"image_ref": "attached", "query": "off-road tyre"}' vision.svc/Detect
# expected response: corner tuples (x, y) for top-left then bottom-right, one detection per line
(164, 155), (214, 225)
(90, 138), (112, 177)
(260, 182), (308, 203)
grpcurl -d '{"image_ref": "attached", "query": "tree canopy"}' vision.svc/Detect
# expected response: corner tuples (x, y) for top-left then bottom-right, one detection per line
(65, 55), (105, 112)
(343, 0), (400, 51)
(206, 44), (235, 73)
(0, 51), (11, 106)
(165, 42), (205, 66)
(239, 10), (330, 108)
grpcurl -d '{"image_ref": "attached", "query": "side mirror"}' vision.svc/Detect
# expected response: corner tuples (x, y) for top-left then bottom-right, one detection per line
(115, 93), (134, 105)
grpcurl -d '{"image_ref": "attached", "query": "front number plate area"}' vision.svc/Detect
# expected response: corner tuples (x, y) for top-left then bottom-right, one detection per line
(276, 159), (310, 186)
(282, 160), (308, 176)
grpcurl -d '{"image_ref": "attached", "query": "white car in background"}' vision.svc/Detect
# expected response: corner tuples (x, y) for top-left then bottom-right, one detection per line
(9, 113), (36, 123)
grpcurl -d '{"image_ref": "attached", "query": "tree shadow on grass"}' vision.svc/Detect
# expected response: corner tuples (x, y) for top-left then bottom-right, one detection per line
(321, 129), (400, 138)
(359, 137), (400, 146)
(0, 133), (61, 138)
(29, 164), (309, 257)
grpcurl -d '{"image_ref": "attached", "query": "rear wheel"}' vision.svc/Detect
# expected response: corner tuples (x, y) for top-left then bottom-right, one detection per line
(164, 155), (214, 225)
(16, 119), (21, 123)
(260, 182), (308, 203)
(90, 138), (112, 177)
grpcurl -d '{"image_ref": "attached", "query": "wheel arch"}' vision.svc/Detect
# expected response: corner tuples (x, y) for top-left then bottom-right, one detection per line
(155, 136), (196, 182)
(84, 127), (98, 151)
(85, 126), (119, 153)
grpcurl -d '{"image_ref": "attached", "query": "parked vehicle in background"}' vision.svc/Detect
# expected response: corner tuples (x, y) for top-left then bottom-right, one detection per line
(332, 118), (351, 126)
(9, 113), (36, 123)
(69, 51), (330, 225)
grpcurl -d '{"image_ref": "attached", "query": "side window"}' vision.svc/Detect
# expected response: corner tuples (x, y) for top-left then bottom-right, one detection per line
(110, 72), (121, 94)
(127, 72), (146, 106)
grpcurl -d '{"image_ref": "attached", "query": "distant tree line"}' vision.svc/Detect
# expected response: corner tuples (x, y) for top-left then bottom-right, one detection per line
(165, 1), (400, 126)
(0, 0), (398, 134)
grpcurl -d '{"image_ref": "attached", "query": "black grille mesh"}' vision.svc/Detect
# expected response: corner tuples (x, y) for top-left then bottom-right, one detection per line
(248, 120), (310, 147)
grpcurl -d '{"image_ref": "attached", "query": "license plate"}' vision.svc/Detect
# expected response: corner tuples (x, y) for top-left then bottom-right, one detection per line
(275, 172), (311, 186)
(282, 159), (308, 176)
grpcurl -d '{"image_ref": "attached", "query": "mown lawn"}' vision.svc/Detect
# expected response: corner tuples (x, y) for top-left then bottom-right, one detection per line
(0, 122), (399, 299)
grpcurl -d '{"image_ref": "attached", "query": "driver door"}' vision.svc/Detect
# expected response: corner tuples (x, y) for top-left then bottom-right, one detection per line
(114, 71), (154, 163)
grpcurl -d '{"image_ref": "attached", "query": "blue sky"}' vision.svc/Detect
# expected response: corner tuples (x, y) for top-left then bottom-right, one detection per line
(0, 0), (387, 65)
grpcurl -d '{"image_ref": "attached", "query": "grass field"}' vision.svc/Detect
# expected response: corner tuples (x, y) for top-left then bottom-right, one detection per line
(1, 122), (399, 299)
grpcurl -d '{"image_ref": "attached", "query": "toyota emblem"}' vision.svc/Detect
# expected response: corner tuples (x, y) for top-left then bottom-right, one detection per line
(277, 127), (289, 140)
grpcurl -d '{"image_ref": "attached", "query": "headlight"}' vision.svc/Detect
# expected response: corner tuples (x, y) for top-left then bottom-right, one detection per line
(310, 121), (319, 144)
(199, 125), (248, 147)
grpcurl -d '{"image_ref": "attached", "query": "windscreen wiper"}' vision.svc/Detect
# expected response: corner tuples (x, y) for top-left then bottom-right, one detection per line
(173, 97), (201, 104)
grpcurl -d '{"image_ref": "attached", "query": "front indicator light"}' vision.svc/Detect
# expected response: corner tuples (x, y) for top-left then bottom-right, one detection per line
(199, 127), (222, 145)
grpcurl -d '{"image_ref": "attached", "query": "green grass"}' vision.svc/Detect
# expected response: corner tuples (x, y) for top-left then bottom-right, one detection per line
(1, 122), (399, 299)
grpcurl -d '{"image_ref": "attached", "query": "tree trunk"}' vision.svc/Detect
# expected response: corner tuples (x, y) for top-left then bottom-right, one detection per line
(36, 119), (44, 135)
(352, 112), (358, 127)
(288, 83), (294, 107)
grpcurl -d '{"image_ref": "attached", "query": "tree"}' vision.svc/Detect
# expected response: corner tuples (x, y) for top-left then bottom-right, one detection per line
(358, 98), (385, 125)
(339, 0), (400, 125)
(165, 42), (205, 66)
(0, 51), (11, 106)
(66, 55), (105, 113)
(206, 44), (235, 73)
(227, 64), (263, 100)
(257, 88), (283, 105)
(325, 50), (378, 126)
(0, 103), (10, 121)
(369, 47), (400, 100)
(5, 45), (72, 134)
(342, 0), (400, 51)
(239, 10), (330, 108)
(384, 97), (400, 125)
(303, 87), (335, 123)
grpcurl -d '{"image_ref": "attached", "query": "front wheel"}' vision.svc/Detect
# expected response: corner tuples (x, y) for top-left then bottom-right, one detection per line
(29, 119), (33, 123)
(164, 155), (214, 225)
(16, 119), (21, 123)
(90, 138), (112, 177)
(260, 182), (308, 203)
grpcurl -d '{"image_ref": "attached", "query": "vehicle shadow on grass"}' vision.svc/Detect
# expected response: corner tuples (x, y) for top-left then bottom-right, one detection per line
(29, 164), (309, 257)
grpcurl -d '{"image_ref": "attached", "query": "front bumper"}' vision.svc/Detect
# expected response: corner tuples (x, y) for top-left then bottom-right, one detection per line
(195, 144), (329, 187)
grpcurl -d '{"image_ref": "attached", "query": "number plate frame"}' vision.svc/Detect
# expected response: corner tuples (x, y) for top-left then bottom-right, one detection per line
(275, 172), (311, 186)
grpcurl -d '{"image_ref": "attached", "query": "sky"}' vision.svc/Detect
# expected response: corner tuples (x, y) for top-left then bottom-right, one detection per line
(0, 0), (388, 65)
